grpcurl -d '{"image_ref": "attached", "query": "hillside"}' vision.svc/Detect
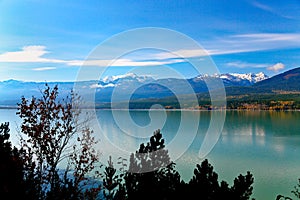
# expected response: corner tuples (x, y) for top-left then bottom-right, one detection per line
(1, 68), (300, 109)
(254, 67), (300, 92)
(109, 68), (300, 110)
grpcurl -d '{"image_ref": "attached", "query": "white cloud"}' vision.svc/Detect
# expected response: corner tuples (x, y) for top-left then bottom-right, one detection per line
(0, 37), (298, 69)
(153, 33), (300, 59)
(252, 1), (273, 12)
(90, 83), (115, 89)
(0, 45), (185, 67)
(32, 67), (57, 71)
(226, 61), (268, 68)
(202, 33), (300, 56)
(67, 58), (185, 67)
(251, 1), (295, 20)
(267, 63), (285, 72)
(232, 33), (300, 43)
(153, 48), (257, 59)
(155, 49), (209, 59)
(0, 45), (65, 63)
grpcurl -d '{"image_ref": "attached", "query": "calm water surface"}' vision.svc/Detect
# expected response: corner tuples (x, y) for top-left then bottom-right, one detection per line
(1, 109), (300, 200)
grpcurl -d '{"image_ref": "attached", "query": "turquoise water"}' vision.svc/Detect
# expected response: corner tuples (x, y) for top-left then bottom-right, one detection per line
(1, 109), (300, 199)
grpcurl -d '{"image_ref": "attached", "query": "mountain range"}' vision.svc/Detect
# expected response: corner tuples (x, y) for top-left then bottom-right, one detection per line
(1, 67), (300, 108)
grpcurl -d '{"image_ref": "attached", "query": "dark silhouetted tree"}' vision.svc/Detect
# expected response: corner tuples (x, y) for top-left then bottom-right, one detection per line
(101, 156), (126, 200)
(6, 82), (256, 200)
(188, 159), (254, 200)
(188, 159), (220, 199)
(123, 129), (183, 200)
(0, 122), (25, 199)
(292, 179), (300, 199)
(113, 129), (255, 200)
(277, 178), (300, 200)
(231, 171), (254, 200)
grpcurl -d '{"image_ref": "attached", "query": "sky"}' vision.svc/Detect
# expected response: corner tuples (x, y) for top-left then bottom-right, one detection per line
(0, 0), (300, 82)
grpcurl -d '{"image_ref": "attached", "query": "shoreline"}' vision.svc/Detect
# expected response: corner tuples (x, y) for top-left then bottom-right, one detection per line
(1, 106), (300, 112)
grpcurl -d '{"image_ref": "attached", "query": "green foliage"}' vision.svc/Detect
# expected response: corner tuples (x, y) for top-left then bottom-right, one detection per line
(255, 67), (300, 91)
(99, 91), (300, 110)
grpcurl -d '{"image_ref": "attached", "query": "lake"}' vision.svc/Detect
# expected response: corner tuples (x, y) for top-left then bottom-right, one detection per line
(1, 109), (300, 200)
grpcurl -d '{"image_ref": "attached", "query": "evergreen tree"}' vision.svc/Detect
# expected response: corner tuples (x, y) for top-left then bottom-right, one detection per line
(124, 129), (182, 200)
(0, 122), (25, 199)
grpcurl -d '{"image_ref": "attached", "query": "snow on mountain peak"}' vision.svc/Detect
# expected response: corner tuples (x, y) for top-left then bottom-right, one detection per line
(254, 72), (268, 82)
(102, 73), (137, 83)
(195, 72), (268, 84)
(92, 73), (154, 89)
(102, 73), (153, 83)
(227, 72), (268, 83)
(94, 72), (268, 90)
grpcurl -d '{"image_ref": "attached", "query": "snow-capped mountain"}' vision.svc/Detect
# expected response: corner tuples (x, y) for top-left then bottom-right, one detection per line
(102, 73), (153, 83)
(91, 73), (154, 89)
(194, 72), (268, 86)
(88, 72), (269, 101)
(2, 68), (300, 108)
(192, 72), (268, 87)
(225, 72), (268, 83)
(0, 72), (269, 106)
(94, 72), (268, 89)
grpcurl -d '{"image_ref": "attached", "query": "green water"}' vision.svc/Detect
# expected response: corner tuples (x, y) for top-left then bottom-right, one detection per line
(1, 109), (300, 199)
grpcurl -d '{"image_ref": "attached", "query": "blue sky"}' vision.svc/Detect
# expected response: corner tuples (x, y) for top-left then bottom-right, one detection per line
(1, 0), (300, 81)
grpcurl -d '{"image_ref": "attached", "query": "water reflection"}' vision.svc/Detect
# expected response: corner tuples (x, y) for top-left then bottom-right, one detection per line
(94, 110), (300, 157)
(224, 111), (300, 137)
(93, 110), (300, 200)
(1, 109), (300, 200)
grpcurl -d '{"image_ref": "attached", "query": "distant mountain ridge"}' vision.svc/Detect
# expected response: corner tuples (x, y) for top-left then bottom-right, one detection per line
(83, 72), (268, 90)
(2, 68), (300, 108)
(0, 71), (268, 106)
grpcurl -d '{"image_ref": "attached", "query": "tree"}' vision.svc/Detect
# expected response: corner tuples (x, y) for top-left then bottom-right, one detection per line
(277, 178), (300, 200)
(17, 84), (99, 199)
(292, 179), (300, 199)
(115, 129), (255, 200)
(0, 122), (25, 199)
(231, 171), (254, 200)
(188, 159), (254, 200)
(101, 156), (126, 200)
(68, 126), (100, 199)
(14, 83), (256, 199)
(188, 159), (220, 199)
(123, 129), (183, 200)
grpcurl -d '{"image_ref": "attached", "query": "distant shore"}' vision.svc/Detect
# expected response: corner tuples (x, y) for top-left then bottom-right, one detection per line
(1, 106), (300, 112)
